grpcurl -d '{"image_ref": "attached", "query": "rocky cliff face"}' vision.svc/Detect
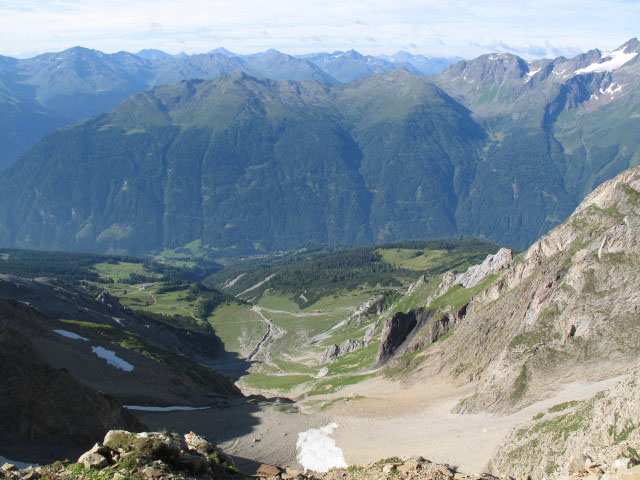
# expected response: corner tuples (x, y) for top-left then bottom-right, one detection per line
(387, 166), (640, 414)
(443, 166), (640, 413)
(0, 324), (144, 464)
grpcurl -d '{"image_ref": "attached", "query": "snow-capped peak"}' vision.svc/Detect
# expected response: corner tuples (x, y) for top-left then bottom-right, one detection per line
(575, 47), (638, 75)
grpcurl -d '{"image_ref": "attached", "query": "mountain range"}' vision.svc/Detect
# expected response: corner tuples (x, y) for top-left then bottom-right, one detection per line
(0, 46), (459, 170)
(0, 38), (638, 254)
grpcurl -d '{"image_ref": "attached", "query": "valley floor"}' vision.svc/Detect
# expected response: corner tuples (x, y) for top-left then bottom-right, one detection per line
(133, 374), (626, 475)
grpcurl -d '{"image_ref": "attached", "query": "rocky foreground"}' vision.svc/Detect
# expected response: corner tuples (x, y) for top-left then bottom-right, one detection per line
(1, 430), (639, 480)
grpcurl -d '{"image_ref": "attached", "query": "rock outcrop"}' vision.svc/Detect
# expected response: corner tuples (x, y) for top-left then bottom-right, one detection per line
(453, 248), (513, 288)
(376, 310), (420, 365)
(321, 339), (367, 363)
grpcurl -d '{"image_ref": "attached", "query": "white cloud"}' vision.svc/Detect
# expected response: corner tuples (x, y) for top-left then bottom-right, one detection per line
(0, 0), (638, 58)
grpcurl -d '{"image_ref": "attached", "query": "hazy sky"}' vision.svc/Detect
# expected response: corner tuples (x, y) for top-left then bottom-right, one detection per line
(1, 0), (639, 59)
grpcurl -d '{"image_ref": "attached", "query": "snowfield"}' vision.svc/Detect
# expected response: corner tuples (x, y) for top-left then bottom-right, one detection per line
(53, 329), (89, 341)
(575, 48), (638, 74)
(91, 346), (134, 371)
(297, 423), (347, 472)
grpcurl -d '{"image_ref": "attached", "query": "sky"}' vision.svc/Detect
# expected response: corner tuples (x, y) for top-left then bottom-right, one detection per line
(1, 0), (639, 59)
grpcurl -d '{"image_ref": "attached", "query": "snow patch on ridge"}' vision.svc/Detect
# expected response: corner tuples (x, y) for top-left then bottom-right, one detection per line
(53, 329), (89, 341)
(297, 423), (347, 472)
(575, 48), (638, 74)
(525, 68), (541, 81)
(91, 346), (134, 371)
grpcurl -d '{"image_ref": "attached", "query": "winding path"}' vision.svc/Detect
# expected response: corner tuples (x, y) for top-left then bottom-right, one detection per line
(246, 305), (284, 373)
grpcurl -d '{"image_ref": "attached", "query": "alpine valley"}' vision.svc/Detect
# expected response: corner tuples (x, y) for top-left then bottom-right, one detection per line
(0, 37), (639, 480)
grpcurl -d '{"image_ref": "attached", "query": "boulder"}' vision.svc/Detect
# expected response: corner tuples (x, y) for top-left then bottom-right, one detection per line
(321, 344), (339, 363)
(78, 452), (109, 470)
(0, 465), (17, 473)
(104, 430), (136, 449)
(338, 338), (365, 356)
(382, 464), (397, 473)
(256, 464), (281, 477)
(20, 471), (40, 480)
(282, 467), (302, 479)
(568, 454), (594, 475)
(397, 462), (422, 473)
(184, 432), (214, 454)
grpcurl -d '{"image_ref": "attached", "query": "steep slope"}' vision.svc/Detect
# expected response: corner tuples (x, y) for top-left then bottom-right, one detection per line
(0, 70), (483, 253)
(0, 274), (228, 366)
(0, 296), (242, 405)
(0, 323), (144, 464)
(383, 166), (640, 414)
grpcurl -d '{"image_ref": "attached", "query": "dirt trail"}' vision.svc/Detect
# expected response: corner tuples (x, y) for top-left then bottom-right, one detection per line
(246, 306), (284, 372)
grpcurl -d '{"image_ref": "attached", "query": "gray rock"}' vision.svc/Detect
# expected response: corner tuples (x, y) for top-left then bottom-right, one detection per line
(78, 452), (109, 469)
(256, 464), (281, 477)
(363, 323), (376, 342)
(382, 464), (396, 473)
(20, 471), (40, 480)
(184, 431), (214, 454)
(454, 248), (513, 289)
(568, 453), (594, 474)
(338, 338), (365, 355)
(320, 344), (340, 363)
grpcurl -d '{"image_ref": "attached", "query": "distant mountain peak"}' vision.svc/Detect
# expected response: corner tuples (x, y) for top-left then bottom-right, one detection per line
(620, 37), (640, 53)
(207, 47), (237, 57)
(135, 49), (172, 60)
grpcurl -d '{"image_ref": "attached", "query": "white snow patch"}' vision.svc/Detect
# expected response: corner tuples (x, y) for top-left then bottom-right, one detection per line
(297, 423), (347, 472)
(315, 367), (329, 378)
(91, 346), (134, 371)
(53, 329), (89, 341)
(124, 405), (211, 412)
(575, 49), (638, 75)
(605, 82), (623, 95)
(525, 68), (541, 81)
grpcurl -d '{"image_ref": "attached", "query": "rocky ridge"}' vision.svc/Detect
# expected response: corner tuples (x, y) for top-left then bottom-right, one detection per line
(377, 166), (640, 415)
